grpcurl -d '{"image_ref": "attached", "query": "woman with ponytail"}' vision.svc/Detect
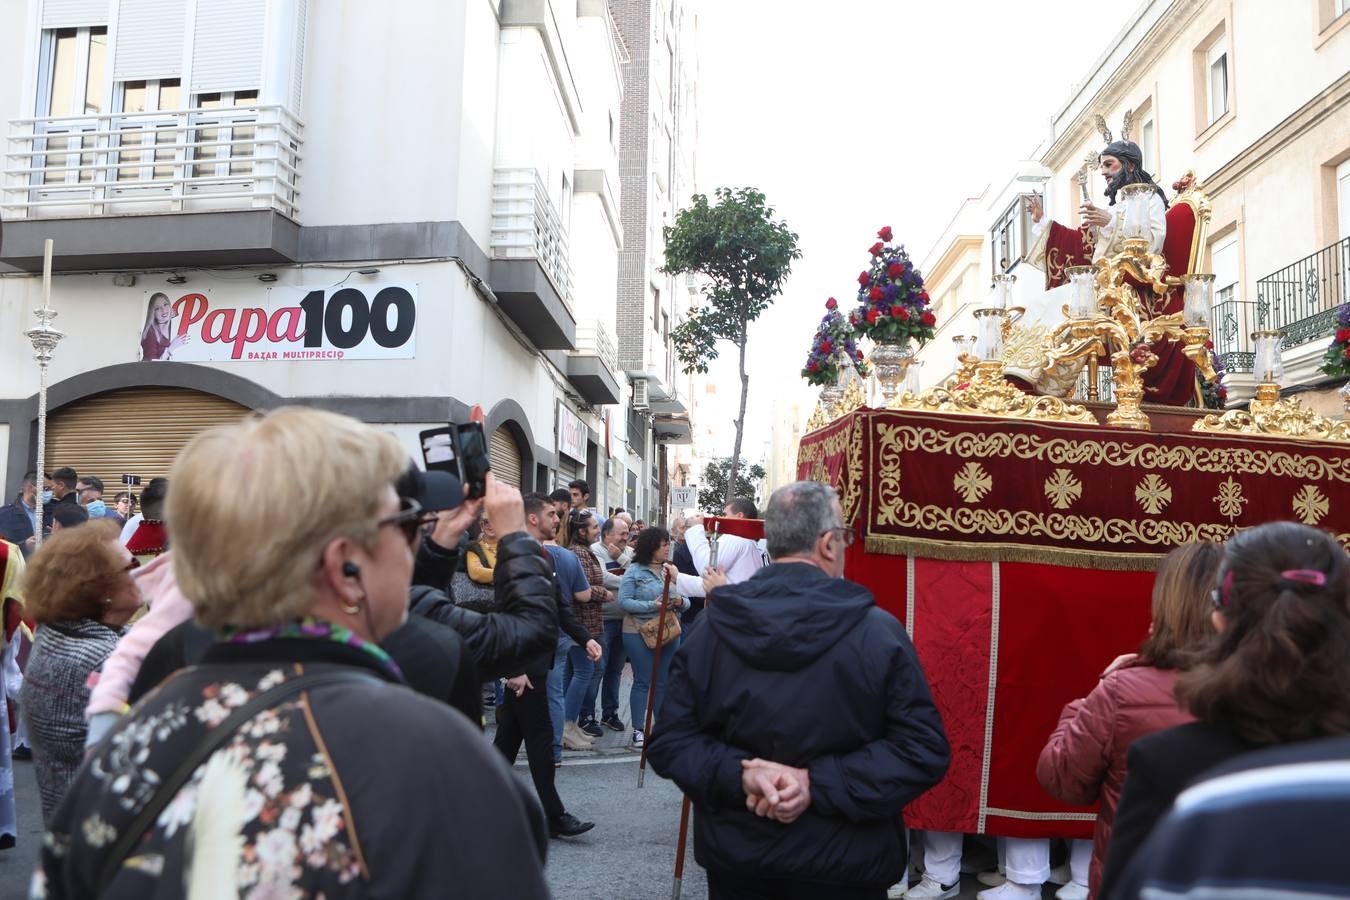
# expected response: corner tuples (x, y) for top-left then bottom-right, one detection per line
(1100, 522), (1350, 897)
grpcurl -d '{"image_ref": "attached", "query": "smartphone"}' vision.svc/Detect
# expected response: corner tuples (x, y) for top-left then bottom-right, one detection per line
(419, 426), (459, 476)
(121, 474), (141, 486)
(455, 422), (491, 500)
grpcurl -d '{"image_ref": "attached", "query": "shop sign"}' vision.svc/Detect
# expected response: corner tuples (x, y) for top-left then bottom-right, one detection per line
(557, 403), (587, 462)
(138, 284), (417, 362)
(671, 485), (696, 507)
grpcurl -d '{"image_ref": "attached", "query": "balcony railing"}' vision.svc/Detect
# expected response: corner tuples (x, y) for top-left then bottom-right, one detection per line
(2, 104), (302, 220)
(491, 167), (573, 308)
(1211, 237), (1350, 372)
(572, 319), (619, 373)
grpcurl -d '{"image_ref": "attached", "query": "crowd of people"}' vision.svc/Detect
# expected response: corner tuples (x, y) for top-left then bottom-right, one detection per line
(1, 407), (1349, 898)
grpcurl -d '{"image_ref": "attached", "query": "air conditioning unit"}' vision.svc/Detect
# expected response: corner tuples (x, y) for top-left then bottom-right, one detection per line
(632, 379), (650, 410)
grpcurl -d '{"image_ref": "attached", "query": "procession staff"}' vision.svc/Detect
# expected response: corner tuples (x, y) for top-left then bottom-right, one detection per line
(636, 568), (675, 788)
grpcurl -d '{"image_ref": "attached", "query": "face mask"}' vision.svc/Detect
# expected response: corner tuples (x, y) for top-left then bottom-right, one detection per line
(86, 500), (108, 518)
(40, 490), (53, 504)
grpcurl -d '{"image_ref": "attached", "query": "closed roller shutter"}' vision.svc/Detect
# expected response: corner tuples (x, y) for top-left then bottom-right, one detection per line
(191, 0), (265, 93)
(556, 454), (581, 489)
(489, 427), (523, 490)
(44, 387), (250, 502)
(112, 0), (187, 80)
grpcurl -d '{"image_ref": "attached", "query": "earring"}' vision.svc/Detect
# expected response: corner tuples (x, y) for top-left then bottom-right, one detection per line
(103, 597), (112, 605)
(340, 596), (363, 615)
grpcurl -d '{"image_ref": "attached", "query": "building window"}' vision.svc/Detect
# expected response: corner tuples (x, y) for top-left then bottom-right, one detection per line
(1339, 0), (1349, 18)
(560, 172), (572, 233)
(1205, 36), (1230, 126)
(113, 79), (182, 184)
(191, 90), (259, 180)
(652, 287), (662, 332)
(1211, 234), (1239, 305)
(1134, 98), (1157, 176)
(990, 196), (1031, 274)
(1337, 158), (1350, 242)
(34, 27), (107, 186)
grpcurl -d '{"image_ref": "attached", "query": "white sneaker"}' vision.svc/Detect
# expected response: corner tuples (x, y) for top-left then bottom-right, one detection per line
(1055, 883), (1089, 900)
(976, 871), (1006, 887)
(1049, 863), (1071, 885)
(886, 882), (908, 900)
(901, 874), (959, 899)
(976, 882), (1042, 900)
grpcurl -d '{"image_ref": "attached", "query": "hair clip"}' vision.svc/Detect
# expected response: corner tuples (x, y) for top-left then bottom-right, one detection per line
(1280, 569), (1327, 587)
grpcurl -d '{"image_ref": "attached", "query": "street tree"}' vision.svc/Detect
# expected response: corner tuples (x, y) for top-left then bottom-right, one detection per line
(698, 456), (766, 513)
(663, 187), (800, 496)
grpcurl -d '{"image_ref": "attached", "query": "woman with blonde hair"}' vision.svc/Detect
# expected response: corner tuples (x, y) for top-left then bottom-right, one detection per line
(19, 520), (142, 822)
(139, 292), (188, 360)
(37, 407), (549, 899)
(1037, 540), (1221, 899)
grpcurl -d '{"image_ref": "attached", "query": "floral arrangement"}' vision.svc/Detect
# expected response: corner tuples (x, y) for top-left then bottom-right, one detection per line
(848, 226), (937, 345)
(802, 303), (868, 386)
(1201, 339), (1229, 409)
(1318, 303), (1350, 379)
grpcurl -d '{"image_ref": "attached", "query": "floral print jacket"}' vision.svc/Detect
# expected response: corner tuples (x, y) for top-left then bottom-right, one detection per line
(33, 635), (549, 899)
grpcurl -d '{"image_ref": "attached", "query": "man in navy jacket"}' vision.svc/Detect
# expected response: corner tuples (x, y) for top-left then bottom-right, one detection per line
(647, 480), (949, 900)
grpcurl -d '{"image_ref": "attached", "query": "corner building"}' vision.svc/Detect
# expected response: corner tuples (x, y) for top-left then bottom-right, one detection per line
(0, 0), (637, 505)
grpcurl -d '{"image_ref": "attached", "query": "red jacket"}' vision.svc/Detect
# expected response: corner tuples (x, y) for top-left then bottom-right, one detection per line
(1036, 659), (1194, 899)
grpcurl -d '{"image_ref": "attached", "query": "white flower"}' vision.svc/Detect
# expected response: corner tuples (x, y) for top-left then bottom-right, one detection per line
(258, 669), (286, 691)
(194, 698), (229, 728)
(254, 827), (298, 879)
(254, 760), (284, 797)
(299, 823), (324, 857)
(309, 799), (343, 844)
(288, 783), (312, 809)
(237, 860), (260, 888)
(220, 682), (249, 708)
(81, 815), (117, 848)
(242, 788), (266, 823)
(156, 783), (197, 838)
(255, 740), (287, 763)
(279, 807), (301, 832)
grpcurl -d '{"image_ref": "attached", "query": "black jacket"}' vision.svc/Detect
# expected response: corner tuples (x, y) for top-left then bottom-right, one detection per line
(1099, 721), (1255, 897)
(0, 500), (34, 552)
(646, 562), (950, 889)
(130, 614), (484, 725)
(408, 531), (559, 680)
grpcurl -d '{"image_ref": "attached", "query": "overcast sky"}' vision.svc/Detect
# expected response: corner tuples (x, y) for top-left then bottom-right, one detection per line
(687, 0), (1140, 460)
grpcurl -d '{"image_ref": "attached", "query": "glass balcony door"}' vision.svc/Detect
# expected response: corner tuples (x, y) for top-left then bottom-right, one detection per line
(33, 26), (107, 190)
(112, 79), (182, 192)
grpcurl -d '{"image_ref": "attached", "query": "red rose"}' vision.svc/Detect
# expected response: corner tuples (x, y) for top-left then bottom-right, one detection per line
(1338, 328), (1350, 344)
(858, 271), (871, 286)
(821, 339), (833, 353)
(869, 242), (885, 257)
(921, 311), (936, 326)
(868, 285), (885, 301)
(866, 308), (881, 325)
(856, 349), (864, 360)
(887, 262), (905, 279)
(877, 226), (893, 242)
(898, 307), (910, 320)
(1344, 346), (1350, 360)
(890, 305), (904, 318)
(919, 291), (930, 302)
(807, 360), (820, 372)
(826, 297), (838, 310)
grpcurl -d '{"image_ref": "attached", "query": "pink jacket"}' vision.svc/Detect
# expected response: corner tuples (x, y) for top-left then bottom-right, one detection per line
(84, 552), (193, 720)
(1036, 660), (1194, 899)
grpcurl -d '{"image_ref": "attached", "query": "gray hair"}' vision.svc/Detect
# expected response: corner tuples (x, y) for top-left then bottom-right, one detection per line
(764, 481), (841, 559)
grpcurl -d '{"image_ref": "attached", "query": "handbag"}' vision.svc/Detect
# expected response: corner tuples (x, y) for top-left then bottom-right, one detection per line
(638, 608), (681, 649)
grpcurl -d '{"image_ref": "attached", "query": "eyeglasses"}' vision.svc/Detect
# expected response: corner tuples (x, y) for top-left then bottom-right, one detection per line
(121, 558), (141, 574)
(378, 497), (438, 546)
(822, 525), (857, 548)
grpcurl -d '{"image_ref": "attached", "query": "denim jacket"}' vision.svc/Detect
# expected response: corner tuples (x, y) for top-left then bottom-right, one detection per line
(618, 565), (688, 624)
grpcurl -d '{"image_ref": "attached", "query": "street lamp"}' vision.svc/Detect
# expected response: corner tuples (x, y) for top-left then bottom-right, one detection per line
(24, 239), (64, 548)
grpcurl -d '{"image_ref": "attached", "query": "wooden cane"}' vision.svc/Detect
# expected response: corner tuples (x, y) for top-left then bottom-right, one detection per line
(671, 792), (692, 899)
(637, 568), (674, 788)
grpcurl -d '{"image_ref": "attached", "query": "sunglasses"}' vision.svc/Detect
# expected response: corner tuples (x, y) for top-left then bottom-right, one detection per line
(822, 525), (857, 548)
(378, 497), (438, 545)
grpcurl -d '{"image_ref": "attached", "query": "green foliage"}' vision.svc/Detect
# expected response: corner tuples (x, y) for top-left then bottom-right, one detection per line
(698, 457), (767, 513)
(663, 187), (802, 374)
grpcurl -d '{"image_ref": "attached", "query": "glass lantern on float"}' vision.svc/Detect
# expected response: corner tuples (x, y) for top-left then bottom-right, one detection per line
(1066, 266), (1098, 320)
(1251, 329), (1286, 405)
(1118, 183), (1157, 248)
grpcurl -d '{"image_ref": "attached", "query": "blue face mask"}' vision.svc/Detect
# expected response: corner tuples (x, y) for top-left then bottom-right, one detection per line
(86, 500), (108, 518)
(40, 490), (53, 504)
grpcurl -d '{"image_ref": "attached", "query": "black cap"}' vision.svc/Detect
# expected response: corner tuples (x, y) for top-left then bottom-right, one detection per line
(398, 465), (463, 513)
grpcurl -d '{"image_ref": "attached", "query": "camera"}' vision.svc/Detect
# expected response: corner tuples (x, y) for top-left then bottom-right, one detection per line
(418, 422), (491, 500)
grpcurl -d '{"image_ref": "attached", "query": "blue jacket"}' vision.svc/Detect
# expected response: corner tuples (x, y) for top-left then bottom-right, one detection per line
(646, 561), (949, 888)
(617, 564), (688, 624)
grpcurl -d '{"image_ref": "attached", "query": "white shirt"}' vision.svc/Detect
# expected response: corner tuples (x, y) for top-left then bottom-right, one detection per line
(674, 524), (765, 597)
(119, 514), (143, 545)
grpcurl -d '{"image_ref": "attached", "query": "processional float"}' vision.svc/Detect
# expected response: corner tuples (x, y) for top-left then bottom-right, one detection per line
(796, 171), (1350, 839)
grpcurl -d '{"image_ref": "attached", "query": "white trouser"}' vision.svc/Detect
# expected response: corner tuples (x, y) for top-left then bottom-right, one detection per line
(1069, 838), (1091, 887)
(999, 837), (1050, 886)
(921, 830), (964, 886)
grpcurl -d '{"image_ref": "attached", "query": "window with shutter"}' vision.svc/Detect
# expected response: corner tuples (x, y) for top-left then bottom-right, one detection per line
(41, 0), (108, 28)
(191, 0), (265, 94)
(489, 428), (524, 490)
(111, 0), (186, 82)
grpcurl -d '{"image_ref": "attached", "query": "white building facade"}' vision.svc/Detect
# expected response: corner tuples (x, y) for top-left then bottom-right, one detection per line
(0, 0), (636, 505)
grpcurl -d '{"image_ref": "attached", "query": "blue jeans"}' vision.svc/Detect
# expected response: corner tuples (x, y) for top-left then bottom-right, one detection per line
(546, 633), (571, 762)
(587, 619), (626, 720)
(563, 643), (596, 723)
(623, 631), (674, 736)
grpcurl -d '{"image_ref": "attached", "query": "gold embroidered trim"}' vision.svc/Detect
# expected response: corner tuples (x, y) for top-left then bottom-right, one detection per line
(865, 533), (1169, 571)
(983, 808), (1100, 822)
(978, 561), (1001, 834)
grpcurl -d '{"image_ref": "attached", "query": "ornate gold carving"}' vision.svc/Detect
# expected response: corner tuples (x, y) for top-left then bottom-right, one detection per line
(953, 462), (993, 504)
(1193, 395), (1350, 443)
(1135, 474), (1172, 515)
(873, 423), (1350, 485)
(841, 418), (864, 526)
(875, 423), (905, 526)
(1003, 321), (1054, 371)
(893, 379), (1097, 425)
(1044, 468), (1083, 509)
(1292, 484), (1329, 526)
(805, 404), (829, 433)
(837, 378), (867, 417)
(1215, 477), (1247, 522)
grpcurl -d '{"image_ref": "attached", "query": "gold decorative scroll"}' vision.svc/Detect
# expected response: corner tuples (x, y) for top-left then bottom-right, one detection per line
(1193, 396), (1350, 443)
(893, 380), (1097, 425)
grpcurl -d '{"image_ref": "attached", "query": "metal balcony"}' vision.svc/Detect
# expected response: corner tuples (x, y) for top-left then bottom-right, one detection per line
(567, 319), (623, 405)
(489, 166), (576, 349)
(0, 104), (302, 271)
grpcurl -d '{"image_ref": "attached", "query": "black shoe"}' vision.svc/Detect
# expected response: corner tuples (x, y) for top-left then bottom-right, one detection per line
(601, 713), (624, 732)
(11, 746), (31, 761)
(549, 813), (595, 838)
(579, 718), (603, 738)
(0, 833), (14, 850)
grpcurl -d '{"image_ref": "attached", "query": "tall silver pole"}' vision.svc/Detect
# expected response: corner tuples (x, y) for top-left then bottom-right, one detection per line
(25, 239), (64, 549)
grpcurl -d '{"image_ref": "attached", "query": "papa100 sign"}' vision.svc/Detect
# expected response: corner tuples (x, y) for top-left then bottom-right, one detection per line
(138, 284), (418, 362)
